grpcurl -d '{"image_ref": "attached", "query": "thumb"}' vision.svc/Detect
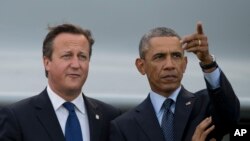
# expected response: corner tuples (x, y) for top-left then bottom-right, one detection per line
(196, 21), (204, 34)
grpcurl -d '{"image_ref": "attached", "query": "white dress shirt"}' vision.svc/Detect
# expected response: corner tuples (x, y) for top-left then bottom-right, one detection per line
(47, 85), (90, 141)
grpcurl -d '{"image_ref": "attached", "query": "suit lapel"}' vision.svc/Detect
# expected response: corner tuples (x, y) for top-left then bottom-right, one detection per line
(174, 87), (196, 141)
(84, 95), (102, 141)
(134, 95), (165, 141)
(34, 89), (65, 141)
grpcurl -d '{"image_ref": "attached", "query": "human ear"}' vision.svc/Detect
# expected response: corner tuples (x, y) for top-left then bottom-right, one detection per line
(43, 56), (51, 72)
(182, 56), (188, 73)
(135, 58), (146, 75)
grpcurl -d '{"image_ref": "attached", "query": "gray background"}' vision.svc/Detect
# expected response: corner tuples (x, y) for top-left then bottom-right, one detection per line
(0, 0), (249, 102)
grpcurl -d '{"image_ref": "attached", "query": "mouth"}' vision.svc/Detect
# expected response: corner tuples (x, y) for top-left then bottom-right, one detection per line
(161, 75), (177, 81)
(67, 73), (81, 78)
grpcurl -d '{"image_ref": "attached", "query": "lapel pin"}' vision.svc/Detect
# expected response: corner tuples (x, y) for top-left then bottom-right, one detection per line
(95, 114), (100, 120)
(185, 101), (191, 106)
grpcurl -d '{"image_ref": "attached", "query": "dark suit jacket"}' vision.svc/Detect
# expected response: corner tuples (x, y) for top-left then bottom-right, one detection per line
(109, 71), (240, 141)
(0, 89), (121, 141)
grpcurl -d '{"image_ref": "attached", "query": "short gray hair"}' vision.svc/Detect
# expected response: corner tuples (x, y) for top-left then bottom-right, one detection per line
(139, 27), (181, 59)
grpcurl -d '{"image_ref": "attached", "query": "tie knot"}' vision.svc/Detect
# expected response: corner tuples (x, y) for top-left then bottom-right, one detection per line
(163, 99), (173, 110)
(63, 102), (75, 112)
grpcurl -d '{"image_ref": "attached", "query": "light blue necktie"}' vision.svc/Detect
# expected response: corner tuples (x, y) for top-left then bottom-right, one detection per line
(161, 99), (174, 141)
(63, 102), (83, 141)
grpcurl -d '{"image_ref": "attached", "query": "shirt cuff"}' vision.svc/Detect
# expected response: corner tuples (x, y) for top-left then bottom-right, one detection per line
(204, 68), (221, 89)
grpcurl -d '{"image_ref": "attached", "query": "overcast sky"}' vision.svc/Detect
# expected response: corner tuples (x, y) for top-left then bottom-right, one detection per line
(0, 0), (249, 103)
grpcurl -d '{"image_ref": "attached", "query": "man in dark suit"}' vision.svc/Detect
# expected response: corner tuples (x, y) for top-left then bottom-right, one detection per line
(0, 23), (120, 141)
(109, 22), (240, 141)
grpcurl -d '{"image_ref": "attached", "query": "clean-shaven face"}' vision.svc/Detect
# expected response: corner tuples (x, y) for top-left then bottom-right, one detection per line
(138, 36), (187, 97)
(44, 33), (90, 96)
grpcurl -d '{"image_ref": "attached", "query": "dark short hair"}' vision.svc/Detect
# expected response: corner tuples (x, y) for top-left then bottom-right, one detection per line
(139, 27), (181, 59)
(43, 23), (95, 77)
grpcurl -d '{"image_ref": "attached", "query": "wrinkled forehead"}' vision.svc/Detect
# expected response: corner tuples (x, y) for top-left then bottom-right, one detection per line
(148, 36), (183, 50)
(142, 36), (184, 57)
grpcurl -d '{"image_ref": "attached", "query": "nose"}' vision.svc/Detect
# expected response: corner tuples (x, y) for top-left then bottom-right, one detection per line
(163, 56), (175, 70)
(70, 56), (80, 69)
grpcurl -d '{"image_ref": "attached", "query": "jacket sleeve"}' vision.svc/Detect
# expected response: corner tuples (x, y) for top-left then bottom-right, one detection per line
(205, 70), (240, 139)
(0, 107), (22, 141)
(109, 120), (126, 141)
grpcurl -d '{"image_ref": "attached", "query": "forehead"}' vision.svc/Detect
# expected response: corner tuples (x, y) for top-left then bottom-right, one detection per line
(53, 33), (89, 51)
(147, 36), (183, 53)
(54, 33), (87, 43)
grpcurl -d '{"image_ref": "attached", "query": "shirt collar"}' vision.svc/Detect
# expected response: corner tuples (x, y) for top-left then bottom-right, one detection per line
(150, 86), (181, 114)
(47, 85), (86, 114)
(71, 92), (86, 114)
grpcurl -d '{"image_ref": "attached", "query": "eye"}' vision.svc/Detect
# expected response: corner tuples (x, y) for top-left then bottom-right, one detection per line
(78, 54), (87, 61)
(62, 54), (71, 59)
(172, 52), (182, 59)
(153, 53), (165, 60)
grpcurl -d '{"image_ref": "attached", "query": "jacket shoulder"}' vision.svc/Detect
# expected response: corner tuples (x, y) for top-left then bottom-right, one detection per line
(85, 96), (121, 118)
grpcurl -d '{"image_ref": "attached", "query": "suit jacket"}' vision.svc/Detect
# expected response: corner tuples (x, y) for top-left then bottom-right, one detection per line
(0, 89), (121, 141)
(109, 71), (240, 141)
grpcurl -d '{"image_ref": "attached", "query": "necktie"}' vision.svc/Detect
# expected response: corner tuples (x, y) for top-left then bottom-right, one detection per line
(161, 99), (174, 141)
(63, 102), (83, 141)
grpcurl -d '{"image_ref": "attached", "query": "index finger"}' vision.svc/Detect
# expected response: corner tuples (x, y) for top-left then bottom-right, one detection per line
(197, 21), (204, 34)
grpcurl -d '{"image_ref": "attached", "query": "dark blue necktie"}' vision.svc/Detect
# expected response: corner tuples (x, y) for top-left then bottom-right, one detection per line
(63, 102), (83, 141)
(161, 99), (174, 141)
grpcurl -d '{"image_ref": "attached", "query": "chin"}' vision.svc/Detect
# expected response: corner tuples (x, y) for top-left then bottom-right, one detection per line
(65, 85), (82, 91)
(163, 85), (179, 92)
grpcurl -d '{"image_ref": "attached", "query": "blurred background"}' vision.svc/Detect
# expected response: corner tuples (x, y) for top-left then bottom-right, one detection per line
(1, 1), (250, 140)
(0, 0), (249, 107)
